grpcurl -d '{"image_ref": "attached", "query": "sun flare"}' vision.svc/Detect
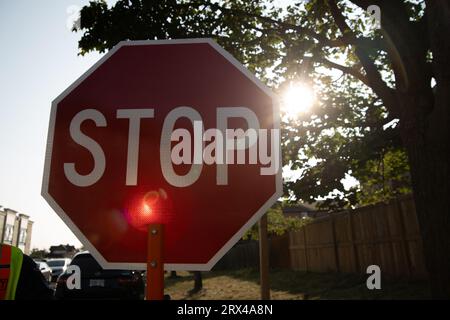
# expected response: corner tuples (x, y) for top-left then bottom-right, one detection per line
(282, 83), (315, 118)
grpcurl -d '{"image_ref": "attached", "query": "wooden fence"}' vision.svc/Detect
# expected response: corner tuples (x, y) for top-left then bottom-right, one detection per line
(213, 234), (291, 271)
(213, 240), (259, 270)
(289, 195), (428, 279)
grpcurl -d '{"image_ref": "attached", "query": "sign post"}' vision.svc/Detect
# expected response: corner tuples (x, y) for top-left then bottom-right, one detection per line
(147, 223), (164, 300)
(259, 214), (270, 300)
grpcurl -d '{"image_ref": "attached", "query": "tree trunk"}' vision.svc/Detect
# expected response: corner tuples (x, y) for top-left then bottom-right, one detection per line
(400, 61), (449, 298)
(405, 136), (450, 298)
(406, 0), (450, 299)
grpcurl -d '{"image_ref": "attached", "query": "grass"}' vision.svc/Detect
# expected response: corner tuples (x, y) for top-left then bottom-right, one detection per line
(164, 269), (431, 300)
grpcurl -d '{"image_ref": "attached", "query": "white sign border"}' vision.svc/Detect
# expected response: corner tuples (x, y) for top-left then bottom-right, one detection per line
(42, 38), (282, 271)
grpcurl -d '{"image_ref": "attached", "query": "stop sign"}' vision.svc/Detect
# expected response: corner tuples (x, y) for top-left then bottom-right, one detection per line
(42, 39), (281, 270)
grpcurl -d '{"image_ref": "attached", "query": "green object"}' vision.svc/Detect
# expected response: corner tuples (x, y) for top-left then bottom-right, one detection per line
(5, 246), (23, 300)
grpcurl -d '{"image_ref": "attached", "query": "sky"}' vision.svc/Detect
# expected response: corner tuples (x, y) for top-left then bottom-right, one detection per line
(0, 0), (120, 249)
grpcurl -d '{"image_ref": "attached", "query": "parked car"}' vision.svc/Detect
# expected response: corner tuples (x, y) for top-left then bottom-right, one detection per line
(54, 252), (144, 300)
(34, 260), (52, 283)
(47, 258), (71, 282)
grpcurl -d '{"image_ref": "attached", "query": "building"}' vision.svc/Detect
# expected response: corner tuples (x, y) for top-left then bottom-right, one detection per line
(282, 202), (329, 219)
(0, 206), (33, 254)
(48, 244), (77, 258)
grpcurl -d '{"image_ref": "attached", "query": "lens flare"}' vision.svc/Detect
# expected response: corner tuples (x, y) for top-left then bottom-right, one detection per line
(124, 189), (173, 230)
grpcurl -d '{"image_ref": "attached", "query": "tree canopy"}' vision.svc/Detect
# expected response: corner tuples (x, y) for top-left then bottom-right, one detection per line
(76, 0), (418, 209)
(243, 203), (308, 240)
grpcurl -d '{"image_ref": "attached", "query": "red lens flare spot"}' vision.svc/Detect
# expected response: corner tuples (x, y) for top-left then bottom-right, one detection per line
(124, 189), (173, 231)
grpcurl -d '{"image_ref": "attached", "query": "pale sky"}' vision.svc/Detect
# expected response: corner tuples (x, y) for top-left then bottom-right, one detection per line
(0, 0), (115, 249)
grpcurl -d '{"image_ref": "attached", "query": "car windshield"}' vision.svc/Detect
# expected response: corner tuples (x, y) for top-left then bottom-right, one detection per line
(70, 254), (101, 275)
(47, 260), (66, 267)
(70, 254), (132, 276)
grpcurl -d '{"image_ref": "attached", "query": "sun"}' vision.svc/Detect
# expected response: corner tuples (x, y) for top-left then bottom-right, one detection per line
(282, 83), (315, 118)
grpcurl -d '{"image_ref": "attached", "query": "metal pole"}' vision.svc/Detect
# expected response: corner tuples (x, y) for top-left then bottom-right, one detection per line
(259, 214), (270, 300)
(146, 223), (164, 300)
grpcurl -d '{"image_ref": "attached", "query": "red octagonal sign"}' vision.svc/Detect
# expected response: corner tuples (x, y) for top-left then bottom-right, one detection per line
(42, 39), (282, 270)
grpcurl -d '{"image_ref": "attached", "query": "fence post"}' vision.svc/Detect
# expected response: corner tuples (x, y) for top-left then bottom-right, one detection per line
(303, 227), (309, 272)
(396, 197), (413, 279)
(348, 211), (360, 273)
(384, 201), (398, 277)
(331, 215), (340, 273)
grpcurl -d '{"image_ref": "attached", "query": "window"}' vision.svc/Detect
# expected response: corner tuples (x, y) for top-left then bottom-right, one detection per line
(46, 260), (66, 267)
(3, 224), (14, 243)
(19, 228), (27, 244)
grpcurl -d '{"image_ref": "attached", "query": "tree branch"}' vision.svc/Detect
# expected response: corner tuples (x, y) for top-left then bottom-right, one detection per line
(326, 0), (398, 115)
(350, 0), (431, 94)
(186, 0), (347, 48)
(316, 57), (370, 86)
